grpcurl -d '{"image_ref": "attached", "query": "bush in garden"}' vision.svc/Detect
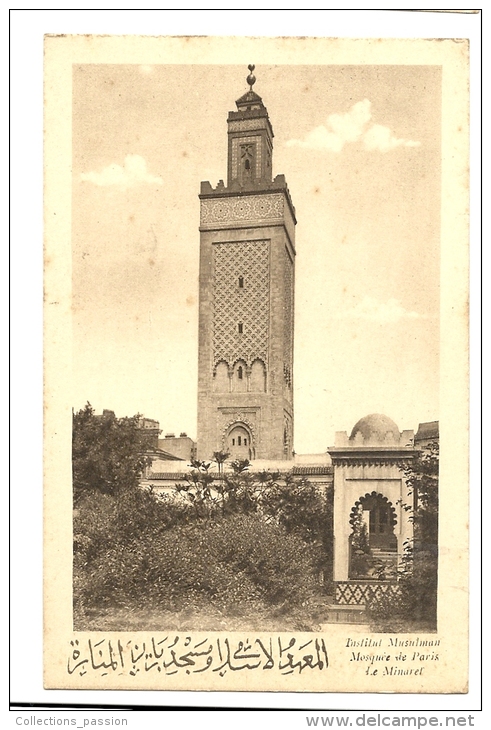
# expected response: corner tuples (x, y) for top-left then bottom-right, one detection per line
(73, 487), (194, 615)
(74, 487), (193, 563)
(73, 426), (332, 619)
(75, 513), (319, 613)
(259, 475), (334, 588)
(176, 462), (334, 587)
(367, 544), (438, 632)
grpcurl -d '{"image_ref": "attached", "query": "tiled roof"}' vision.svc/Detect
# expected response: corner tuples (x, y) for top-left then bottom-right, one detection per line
(146, 473), (188, 480)
(236, 90), (263, 106)
(292, 465), (333, 476)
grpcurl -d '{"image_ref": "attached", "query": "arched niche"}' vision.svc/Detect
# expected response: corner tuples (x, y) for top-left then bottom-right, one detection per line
(250, 359), (267, 392)
(232, 359), (248, 393)
(213, 361), (229, 393)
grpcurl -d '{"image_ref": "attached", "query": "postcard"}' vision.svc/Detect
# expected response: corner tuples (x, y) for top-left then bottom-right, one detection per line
(43, 35), (469, 693)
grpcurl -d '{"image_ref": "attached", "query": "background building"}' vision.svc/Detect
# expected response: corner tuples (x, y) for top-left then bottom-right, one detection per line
(414, 420), (439, 450)
(158, 432), (196, 462)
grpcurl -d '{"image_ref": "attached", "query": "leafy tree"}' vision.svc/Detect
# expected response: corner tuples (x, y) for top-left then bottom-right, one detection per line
(401, 441), (439, 549)
(221, 459), (261, 515)
(398, 441), (439, 625)
(368, 441), (439, 630)
(72, 403), (149, 503)
(229, 458), (251, 475)
(175, 458), (333, 567)
(260, 474), (334, 588)
(177, 459), (334, 588)
(176, 457), (260, 517)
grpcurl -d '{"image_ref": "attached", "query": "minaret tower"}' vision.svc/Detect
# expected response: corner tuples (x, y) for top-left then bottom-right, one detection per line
(197, 66), (296, 461)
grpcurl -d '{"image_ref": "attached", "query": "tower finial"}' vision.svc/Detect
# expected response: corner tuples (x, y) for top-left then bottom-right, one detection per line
(246, 64), (256, 90)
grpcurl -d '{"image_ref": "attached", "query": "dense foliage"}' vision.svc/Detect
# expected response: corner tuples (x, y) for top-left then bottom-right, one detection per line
(401, 441), (439, 549)
(73, 422), (334, 628)
(75, 507), (319, 615)
(72, 404), (148, 503)
(175, 460), (333, 585)
(368, 442), (439, 630)
(259, 473), (333, 587)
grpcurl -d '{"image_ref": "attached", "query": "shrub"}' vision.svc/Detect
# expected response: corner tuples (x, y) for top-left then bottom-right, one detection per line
(74, 457), (332, 622)
(73, 487), (195, 618)
(367, 541), (438, 631)
(74, 489), (192, 560)
(260, 478), (334, 588)
(75, 513), (319, 614)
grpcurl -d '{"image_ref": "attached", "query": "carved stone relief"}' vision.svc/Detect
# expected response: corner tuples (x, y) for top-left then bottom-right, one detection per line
(201, 193), (284, 226)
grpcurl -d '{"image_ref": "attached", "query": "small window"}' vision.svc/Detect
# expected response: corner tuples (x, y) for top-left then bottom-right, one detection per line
(244, 158), (250, 170)
(238, 276), (244, 288)
(232, 438), (235, 446)
(244, 438), (247, 446)
(238, 322), (243, 334)
(238, 436), (242, 446)
(238, 366), (243, 380)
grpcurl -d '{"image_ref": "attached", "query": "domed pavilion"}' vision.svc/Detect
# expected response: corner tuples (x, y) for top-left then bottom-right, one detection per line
(327, 414), (417, 608)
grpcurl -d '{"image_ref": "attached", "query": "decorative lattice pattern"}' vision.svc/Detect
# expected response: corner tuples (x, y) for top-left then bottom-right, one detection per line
(335, 582), (401, 606)
(283, 248), (294, 389)
(213, 240), (269, 368)
(201, 193), (284, 226)
(228, 118), (268, 134)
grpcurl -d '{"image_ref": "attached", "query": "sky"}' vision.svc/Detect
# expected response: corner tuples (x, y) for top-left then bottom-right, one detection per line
(72, 63), (441, 454)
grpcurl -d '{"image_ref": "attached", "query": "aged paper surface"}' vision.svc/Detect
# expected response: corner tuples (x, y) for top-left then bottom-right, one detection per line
(44, 35), (469, 693)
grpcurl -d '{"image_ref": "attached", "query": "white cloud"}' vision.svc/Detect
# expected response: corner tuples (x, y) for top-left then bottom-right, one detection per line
(81, 154), (163, 188)
(363, 123), (421, 152)
(340, 296), (424, 324)
(286, 99), (420, 153)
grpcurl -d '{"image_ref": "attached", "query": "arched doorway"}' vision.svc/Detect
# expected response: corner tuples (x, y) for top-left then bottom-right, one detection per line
(226, 423), (254, 461)
(349, 492), (398, 580)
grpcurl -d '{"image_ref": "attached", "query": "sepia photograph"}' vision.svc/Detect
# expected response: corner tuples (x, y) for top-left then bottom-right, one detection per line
(42, 34), (469, 694)
(71, 60), (440, 636)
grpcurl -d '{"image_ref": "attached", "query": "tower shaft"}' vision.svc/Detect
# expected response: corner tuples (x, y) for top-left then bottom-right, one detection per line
(197, 76), (296, 461)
